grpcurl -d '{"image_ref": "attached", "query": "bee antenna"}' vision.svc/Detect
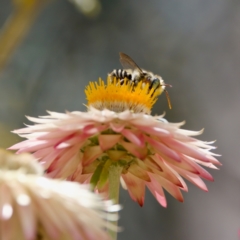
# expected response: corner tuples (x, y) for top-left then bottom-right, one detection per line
(164, 83), (172, 88)
(164, 89), (172, 109)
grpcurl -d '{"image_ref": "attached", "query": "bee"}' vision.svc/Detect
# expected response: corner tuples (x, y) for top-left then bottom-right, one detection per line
(109, 52), (172, 109)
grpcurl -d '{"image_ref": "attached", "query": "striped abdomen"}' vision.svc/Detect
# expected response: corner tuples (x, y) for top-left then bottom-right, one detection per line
(109, 69), (133, 83)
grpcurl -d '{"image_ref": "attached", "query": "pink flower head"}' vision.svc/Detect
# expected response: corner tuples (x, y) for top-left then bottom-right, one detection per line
(9, 77), (221, 207)
(0, 150), (120, 239)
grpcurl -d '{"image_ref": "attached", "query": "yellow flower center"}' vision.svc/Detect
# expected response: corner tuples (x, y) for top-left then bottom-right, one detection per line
(85, 77), (163, 114)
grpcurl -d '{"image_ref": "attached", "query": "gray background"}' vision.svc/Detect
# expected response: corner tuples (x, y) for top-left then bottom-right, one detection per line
(1, 0), (240, 239)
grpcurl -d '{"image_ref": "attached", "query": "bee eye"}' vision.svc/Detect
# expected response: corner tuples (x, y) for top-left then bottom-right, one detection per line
(151, 79), (160, 89)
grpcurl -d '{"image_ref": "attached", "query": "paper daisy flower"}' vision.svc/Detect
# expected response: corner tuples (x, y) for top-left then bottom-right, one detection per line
(10, 77), (221, 207)
(0, 150), (119, 240)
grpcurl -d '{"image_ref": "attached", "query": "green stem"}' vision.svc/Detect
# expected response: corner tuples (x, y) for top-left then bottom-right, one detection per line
(108, 164), (123, 240)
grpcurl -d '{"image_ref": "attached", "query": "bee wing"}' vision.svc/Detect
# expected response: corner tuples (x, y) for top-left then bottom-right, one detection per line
(119, 52), (143, 73)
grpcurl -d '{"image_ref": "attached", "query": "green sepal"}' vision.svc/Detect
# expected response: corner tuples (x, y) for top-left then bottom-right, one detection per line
(90, 161), (105, 188)
(117, 159), (128, 166)
(97, 159), (112, 190)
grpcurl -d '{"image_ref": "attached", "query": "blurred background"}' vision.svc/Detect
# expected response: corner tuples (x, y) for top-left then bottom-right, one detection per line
(0, 0), (240, 239)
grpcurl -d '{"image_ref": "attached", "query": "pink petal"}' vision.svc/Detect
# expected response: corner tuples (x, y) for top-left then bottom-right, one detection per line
(82, 161), (99, 174)
(156, 153), (200, 174)
(107, 150), (127, 161)
(54, 133), (77, 149)
(110, 122), (125, 132)
(181, 155), (214, 181)
(129, 114), (160, 126)
(134, 158), (154, 173)
(9, 182), (36, 240)
(45, 111), (71, 119)
(26, 116), (54, 124)
(136, 125), (170, 137)
(73, 173), (92, 183)
(55, 134), (86, 149)
(172, 166), (208, 191)
(48, 200), (84, 240)
(30, 190), (64, 236)
(206, 154), (222, 166)
(98, 134), (122, 151)
(193, 160), (219, 169)
(31, 196), (60, 239)
(39, 148), (64, 169)
(47, 168), (61, 178)
(11, 139), (60, 154)
(144, 158), (163, 172)
(122, 173), (145, 206)
(118, 111), (134, 120)
(8, 140), (36, 150)
(155, 191), (167, 207)
(120, 140), (148, 159)
(38, 131), (75, 140)
(48, 145), (81, 176)
(150, 173), (184, 202)
(82, 146), (103, 166)
(82, 124), (107, 135)
(68, 161), (83, 180)
(121, 129), (145, 147)
(163, 138), (212, 163)
(175, 128), (204, 137)
(150, 155), (185, 188)
(146, 176), (167, 207)
(128, 164), (151, 182)
(33, 147), (55, 159)
(159, 161), (189, 192)
(57, 153), (82, 179)
(145, 136), (181, 162)
(0, 183), (13, 220)
(120, 177), (127, 190)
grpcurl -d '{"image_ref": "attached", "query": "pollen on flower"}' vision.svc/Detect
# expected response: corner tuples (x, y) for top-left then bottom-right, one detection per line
(85, 77), (160, 114)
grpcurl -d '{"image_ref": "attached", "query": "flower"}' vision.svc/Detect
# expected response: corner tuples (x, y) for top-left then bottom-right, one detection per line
(9, 77), (221, 207)
(0, 150), (120, 240)
(0, 149), (43, 174)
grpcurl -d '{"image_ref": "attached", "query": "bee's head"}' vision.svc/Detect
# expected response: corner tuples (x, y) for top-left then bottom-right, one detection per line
(152, 75), (172, 109)
(151, 75), (165, 92)
(142, 72), (172, 109)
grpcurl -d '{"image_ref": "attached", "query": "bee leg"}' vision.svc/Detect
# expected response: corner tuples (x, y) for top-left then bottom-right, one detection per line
(109, 70), (116, 82)
(119, 79), (125, 85)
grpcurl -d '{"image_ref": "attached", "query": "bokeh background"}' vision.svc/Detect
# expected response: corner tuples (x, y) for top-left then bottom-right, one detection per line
(0, 0), (240, 239)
